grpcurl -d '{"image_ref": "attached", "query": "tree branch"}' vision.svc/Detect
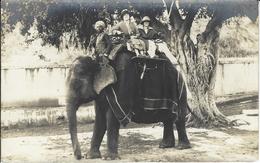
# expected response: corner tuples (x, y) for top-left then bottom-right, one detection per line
(179, 6), (199, 39)
(199, 10), (225, 43)
(161, 0), (168, 12)
(169, 0), (183, 30)
(161, 0), (174, 25)
(168, 0), (175, 18)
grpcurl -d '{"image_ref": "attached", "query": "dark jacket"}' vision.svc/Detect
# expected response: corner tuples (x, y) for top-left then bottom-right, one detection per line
(138, 26), (164, 40)
(111, 21), (139, 38)
(88, 32), (112, 55)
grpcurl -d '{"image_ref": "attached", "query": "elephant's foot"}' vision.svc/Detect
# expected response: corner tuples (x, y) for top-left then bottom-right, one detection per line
(159, 139), (175, 148)
(74, 154), (82, 160)
(85, 150), (101, 159)
(74, 149), (82, 160)
(102, 152), (120, 160)
(176, 141), (191, 150)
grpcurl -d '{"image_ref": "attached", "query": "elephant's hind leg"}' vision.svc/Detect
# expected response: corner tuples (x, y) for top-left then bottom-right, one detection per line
(86, 102), (107, 159)
(159, 119), (175, 148)
(176, 81), (191, 149)
(175, 119), (191, 149)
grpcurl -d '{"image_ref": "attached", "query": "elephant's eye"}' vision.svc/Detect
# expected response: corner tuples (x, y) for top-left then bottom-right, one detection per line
(74, 66), (82, 74)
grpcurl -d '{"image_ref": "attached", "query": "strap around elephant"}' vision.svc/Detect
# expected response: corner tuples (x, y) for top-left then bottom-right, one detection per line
(105, 86), (133, 126)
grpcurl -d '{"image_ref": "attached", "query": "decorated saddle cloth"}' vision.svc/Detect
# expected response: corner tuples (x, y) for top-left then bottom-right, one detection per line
(104, 56), (184, 126)
(131, 57), (180, 121)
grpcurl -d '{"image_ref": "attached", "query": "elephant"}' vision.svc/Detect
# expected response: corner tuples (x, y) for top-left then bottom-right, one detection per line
(66, 50), (191, 160)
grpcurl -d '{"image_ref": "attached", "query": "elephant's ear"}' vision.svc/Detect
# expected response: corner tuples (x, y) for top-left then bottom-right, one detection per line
(82, 57), (100, 74)
(73, 56), (100, 76)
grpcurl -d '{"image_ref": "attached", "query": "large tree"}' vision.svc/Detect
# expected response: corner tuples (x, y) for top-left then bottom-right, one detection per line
(164, 0), (258, 127)
(1, 0), (258, 127)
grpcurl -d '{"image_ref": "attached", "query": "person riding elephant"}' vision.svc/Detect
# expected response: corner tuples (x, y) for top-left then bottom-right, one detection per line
(87, 20), (117, 95)
(110, 9), (147, 56)
(138, 16), (178, 64)
(87, 20), (112, 64)
(139, 16), (162, 40)
(111, 9), (139, 39)
(138, 16), (162, 57)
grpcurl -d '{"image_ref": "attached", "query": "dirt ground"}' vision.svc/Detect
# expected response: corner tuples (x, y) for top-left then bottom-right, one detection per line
(1, 96), (259, 162)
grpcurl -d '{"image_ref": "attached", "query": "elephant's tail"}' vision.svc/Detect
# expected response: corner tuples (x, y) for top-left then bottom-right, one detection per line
(187, 104), (203, 122)
(176, 70), (201, 121)
(187, 105), (195, 116)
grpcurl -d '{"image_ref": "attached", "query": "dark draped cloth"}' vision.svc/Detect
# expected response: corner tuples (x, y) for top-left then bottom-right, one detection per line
(105, 55), (185, 126)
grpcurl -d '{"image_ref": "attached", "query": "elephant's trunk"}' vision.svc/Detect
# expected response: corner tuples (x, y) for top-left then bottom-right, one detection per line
(66, 102), (82, 159)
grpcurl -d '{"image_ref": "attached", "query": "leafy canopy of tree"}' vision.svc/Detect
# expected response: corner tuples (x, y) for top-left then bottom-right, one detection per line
(2, 0), (257, 48)
(2, 0), (167, 48)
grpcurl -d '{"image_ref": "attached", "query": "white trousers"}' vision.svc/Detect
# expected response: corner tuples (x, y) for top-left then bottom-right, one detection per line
(156, 42), (178, 65)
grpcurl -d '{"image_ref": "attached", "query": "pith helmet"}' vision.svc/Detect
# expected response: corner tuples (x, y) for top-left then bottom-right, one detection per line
(141, 16), (151, 24)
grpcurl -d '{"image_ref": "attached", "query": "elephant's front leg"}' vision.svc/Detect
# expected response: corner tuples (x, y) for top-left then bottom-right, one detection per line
(159, 119), (175, 148)
(103, 109), (120, 160)
(86, 102), (107, 159)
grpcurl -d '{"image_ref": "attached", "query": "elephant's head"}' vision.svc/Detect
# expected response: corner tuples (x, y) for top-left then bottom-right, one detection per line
(67, 56), (100, 103)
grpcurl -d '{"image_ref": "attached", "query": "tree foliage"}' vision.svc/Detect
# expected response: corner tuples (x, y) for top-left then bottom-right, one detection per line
(1, 4), (10, 52)
(2, 0), (257, 48)
(2, 0), (168, 49)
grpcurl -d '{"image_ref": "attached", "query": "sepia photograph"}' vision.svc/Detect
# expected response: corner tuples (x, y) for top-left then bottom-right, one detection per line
(1, 0), (259, 162)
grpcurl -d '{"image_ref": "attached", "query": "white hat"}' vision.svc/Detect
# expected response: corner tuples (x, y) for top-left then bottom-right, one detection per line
(94, 21), (106, 29)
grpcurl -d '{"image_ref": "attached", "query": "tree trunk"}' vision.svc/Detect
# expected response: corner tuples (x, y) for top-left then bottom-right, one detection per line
(169, 8), (234, 127)
(185, 26), (230, 127)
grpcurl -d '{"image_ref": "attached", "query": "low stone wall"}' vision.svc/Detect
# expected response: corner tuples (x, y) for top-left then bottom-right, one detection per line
(1, 58), (258, 128)
(1, 57), (258, 107)
(1, 105), (95, 128)
(1, 66), (70, 107)
(215, 58), (258, 96)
